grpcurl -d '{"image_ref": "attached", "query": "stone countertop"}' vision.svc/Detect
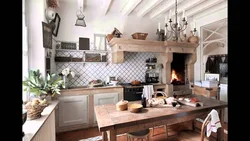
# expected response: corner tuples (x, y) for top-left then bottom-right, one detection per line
(61, 85), (123, 92)
(60, 83), (167, 92)
(22, 100), (59, 141)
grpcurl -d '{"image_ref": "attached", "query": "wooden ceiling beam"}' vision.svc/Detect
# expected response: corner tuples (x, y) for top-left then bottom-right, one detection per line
(121, 0), (142, 16)
(185, 0), (225, 17)
(167, 0), (206, 18)
(137, 0), (163, 18)
(149, 0), (184, 19)
(102, 0), (113, 15)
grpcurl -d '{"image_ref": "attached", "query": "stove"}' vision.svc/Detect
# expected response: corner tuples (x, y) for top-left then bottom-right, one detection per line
(119, 82), (150, 101)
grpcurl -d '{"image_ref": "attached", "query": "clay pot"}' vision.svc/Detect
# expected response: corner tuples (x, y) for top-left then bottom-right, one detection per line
(188, 31), (199, 43)
(189, 36), (199, 43)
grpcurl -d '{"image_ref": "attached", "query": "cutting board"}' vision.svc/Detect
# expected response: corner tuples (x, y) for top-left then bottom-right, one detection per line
(177, 99), (203, 107)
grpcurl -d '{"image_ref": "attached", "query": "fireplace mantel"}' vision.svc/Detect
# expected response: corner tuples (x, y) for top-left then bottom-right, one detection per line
(109, 38), (199, 63)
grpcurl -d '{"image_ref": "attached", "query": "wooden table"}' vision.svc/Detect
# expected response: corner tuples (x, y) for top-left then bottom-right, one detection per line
(94, 94), (227, 141)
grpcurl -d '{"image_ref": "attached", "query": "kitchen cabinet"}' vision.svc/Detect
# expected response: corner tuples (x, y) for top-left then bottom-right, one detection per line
(219, 84), (228, 123)
(56, 87), (123, 132)
(58, 95), (89, 127)
(93, 93), (119, 123)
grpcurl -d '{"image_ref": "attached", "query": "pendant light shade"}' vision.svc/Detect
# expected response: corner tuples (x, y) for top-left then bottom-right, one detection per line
(75, 0), (86, 27)
(75, 8), (86, 27)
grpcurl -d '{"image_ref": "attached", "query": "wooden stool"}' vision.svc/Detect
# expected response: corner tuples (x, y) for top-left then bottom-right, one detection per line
(127, 129), (150, 141)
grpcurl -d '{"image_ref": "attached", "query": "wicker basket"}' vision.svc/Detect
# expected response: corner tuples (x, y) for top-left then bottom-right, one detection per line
(71, 57), (83, 62)
(55, 57), (71, 62)
(131, 32), (148, 40)
(116, 100), (128, 111)
(24, 103), (48, 120)
(148, 91), (168, 107)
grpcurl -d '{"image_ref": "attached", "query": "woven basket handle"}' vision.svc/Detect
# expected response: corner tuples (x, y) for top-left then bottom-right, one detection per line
(153, 91), (167, 98)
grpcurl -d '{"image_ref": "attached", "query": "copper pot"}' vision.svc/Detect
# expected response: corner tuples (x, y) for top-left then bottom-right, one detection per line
(131, 80), (141, 85)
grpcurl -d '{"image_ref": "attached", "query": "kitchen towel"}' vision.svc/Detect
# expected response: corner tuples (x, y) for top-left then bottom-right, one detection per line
(143, 85), (154, 100)
(206, 109), (222, 137)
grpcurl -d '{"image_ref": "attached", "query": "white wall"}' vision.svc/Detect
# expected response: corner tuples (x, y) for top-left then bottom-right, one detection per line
(27, 0), (47, 77)
(55, 1), (170, 43)
(193, 3), (227, 81)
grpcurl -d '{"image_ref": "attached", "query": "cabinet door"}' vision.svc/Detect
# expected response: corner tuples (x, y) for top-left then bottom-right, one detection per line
(59, 95), (88, 127)
(93, 93), (119, 123)
(219, 84), (228, 122)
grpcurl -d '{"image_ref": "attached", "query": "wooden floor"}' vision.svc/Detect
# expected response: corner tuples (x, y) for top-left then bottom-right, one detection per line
(56, 122), (228, 141)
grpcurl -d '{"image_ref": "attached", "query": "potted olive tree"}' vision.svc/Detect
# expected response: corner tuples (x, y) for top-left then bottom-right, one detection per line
(22, 69), (65, 100)
(22, 69), (65, 120)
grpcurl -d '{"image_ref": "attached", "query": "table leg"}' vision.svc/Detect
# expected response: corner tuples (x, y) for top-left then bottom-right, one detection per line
(102, 131), (108, 141)
(108, 129), (117, 141)
(217, 109), (224, 141)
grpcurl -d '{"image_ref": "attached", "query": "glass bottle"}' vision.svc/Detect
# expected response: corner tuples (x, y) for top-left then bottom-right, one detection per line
(141, 94), (146, 108)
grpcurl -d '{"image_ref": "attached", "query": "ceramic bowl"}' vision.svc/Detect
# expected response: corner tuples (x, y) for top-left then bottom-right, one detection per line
(110, 80), (118, 86)
(128, 103), (143, 113)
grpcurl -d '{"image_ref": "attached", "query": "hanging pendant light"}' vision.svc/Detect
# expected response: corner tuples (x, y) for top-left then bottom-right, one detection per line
(75, 7), (86, 27)
(75, 0), (86, 27)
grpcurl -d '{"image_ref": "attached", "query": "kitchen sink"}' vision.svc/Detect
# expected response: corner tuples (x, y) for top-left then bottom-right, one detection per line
(67, 84), (117, 89)
(68, 86), (89, 89)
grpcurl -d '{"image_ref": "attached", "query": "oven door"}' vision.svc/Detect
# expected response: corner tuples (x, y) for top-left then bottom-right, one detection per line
(123, 87), (143, 101)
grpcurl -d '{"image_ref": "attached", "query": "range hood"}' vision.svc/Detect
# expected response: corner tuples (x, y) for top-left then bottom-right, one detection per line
(109, 38), (199, 63)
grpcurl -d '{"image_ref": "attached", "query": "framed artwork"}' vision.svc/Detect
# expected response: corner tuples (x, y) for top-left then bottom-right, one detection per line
(204, 73), (220, 81)
(52, 13), (61, 36)
(42, 22), (52, 49)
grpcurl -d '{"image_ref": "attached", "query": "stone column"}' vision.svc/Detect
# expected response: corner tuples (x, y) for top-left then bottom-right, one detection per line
(185, 53), (197, 83)
(159, 52), (173, 96)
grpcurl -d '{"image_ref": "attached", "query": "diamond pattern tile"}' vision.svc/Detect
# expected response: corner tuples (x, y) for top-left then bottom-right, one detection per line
(56, 46), (156, 87)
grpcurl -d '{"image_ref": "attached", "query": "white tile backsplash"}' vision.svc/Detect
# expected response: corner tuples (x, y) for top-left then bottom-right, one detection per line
(56, 50), (156, 87)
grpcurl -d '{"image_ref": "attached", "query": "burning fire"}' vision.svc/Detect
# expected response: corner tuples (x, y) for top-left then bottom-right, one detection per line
(171, 70), (180, 82)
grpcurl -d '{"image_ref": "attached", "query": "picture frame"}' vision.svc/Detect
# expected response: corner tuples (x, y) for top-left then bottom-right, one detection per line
(42, 22), (52, 49)
(204, 73), (220, 81)
(94, 34), (107, 50)
(52, 13), (61, 37)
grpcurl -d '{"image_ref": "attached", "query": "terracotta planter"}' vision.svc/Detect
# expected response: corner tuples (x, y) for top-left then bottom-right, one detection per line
(189, 36), (199, 43)
(188, 31), (199, 43)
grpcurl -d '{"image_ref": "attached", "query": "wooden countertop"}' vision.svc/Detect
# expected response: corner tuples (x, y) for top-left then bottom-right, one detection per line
(94, 94), (228, 132)
(23, 100), (59, 141)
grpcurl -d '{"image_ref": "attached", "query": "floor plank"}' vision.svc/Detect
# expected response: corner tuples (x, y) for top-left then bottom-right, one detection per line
(56, 122), (228, 141)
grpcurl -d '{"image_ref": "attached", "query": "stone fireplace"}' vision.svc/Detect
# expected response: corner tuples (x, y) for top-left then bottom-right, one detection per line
(108, 38), (198, 96)
(159, 46), (197, 97)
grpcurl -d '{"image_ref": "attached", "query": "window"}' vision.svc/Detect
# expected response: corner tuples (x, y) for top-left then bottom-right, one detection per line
(22, 0), (29, 101)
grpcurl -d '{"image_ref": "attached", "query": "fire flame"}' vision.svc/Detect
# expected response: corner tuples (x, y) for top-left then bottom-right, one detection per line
(171, 70), (180, 82)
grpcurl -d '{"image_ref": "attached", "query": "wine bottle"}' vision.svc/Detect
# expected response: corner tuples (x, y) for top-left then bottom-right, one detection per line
(141, 94), (146, 108)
